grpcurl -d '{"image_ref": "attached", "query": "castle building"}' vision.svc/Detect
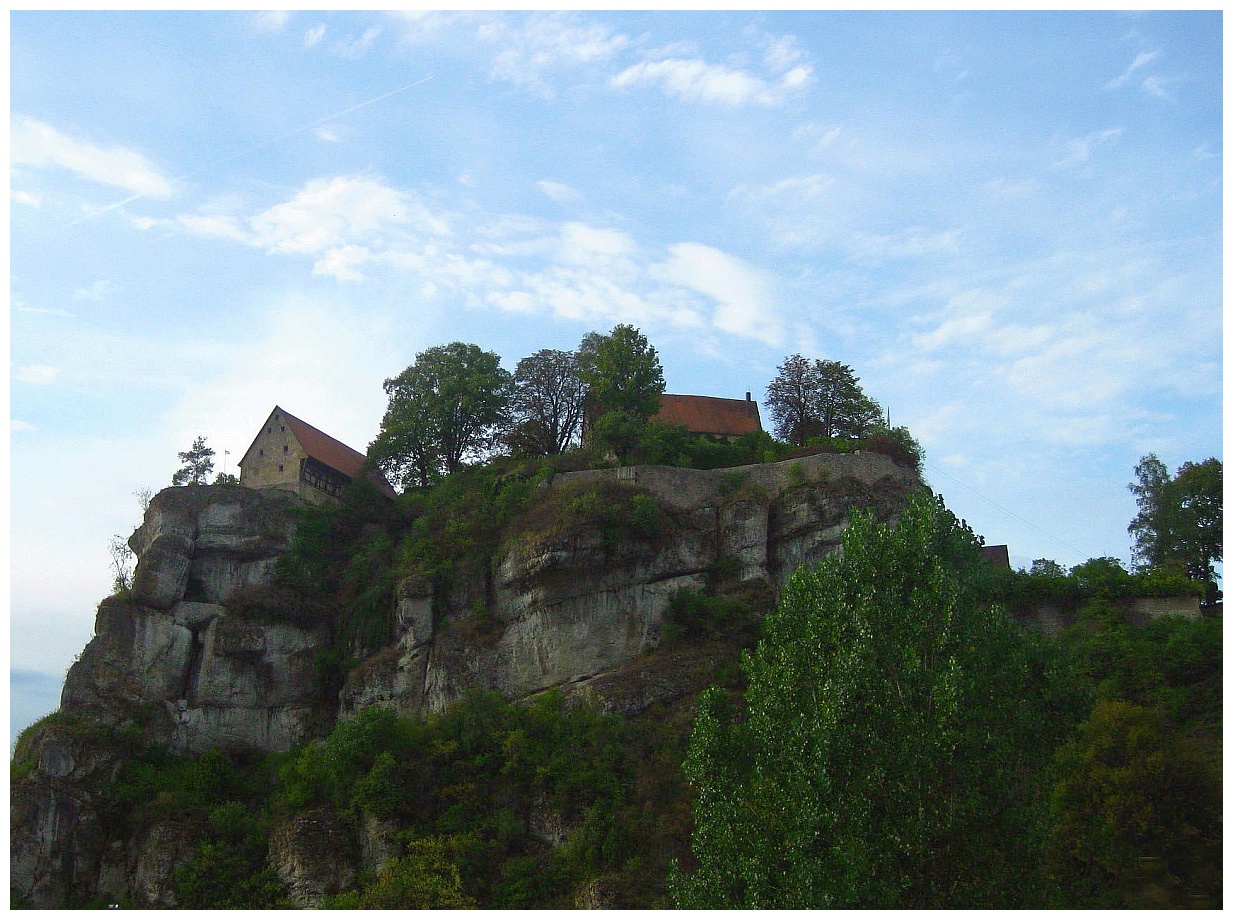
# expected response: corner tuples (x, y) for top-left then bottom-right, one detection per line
(652, 392), (763, 441)
(237, 406), (396, 504)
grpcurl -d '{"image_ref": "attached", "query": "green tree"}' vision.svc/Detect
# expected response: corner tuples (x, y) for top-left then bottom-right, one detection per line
(763, 355), (883, 446)
(1046, 699), (1222, 908)
(506, 348), (586, 456)
(368, 343), (514, 490)
(1030, 558), (1068, 578)
(348, 839), (476, 909)
(671, 493), (1077, 909)
(172, 435), (215, 486)
(1128, 455), (1222, 596)
(577, 325), (665, 423)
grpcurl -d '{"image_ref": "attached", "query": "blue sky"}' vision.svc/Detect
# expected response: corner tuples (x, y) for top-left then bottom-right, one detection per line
(9, 10), (1223, 741)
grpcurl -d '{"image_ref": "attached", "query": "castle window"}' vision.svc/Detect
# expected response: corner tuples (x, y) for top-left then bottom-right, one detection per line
(259, 449), (264, 457)
(284, 445), (289, 453)
(278, 464), (284, 472)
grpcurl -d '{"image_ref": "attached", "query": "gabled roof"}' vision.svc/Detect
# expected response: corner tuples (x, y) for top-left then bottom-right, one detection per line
(241, 406), (397, 499)
(653, 394), (763, 438)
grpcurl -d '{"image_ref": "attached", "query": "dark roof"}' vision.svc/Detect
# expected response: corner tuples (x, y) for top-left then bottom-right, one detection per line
(653, 394), (763, 437)
(982, 544), (1011, 568)
(243, 406), (397, 499)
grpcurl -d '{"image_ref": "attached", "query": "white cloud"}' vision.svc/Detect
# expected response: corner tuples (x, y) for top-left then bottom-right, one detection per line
(11, 117), (174, 198)
(73, 280), (118, 302)
(11, 420), (35, 432)
(312, 244), (372, 282)
(248, 174), (423, 255)
(304, 24), (326, 47)
(1053, 128), (1123, 169)
(651, 242), (783, 345)
(11, 294), (72, 317)
(15, 364), (61, 385)
(557, 222), (636, 265)
(611, 57), (809, 107)
(537, 179), (582, 203)
(731, 174), (834, 202)
(847, 227), (960, 262)
(177, 214), (252, 244)
(11, 189), (41, 207)
(314, 124), (342, 143)
(483, 15), (629, 96)
(331, 27), (381, 59)
(254, 11), (290, 32)
(1106, 50), (1160, 90)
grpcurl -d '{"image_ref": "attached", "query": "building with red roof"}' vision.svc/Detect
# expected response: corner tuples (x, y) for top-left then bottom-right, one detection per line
(652, 392), (763, 441)
(238, 406), (397, 503)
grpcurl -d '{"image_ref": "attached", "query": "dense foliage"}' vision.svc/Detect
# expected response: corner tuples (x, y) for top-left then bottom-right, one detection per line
(670, 494), (1222, 909)
(66, 692), (690, 910)
(764, 354), (884, 445)
(369, 342), (516, 489)
(671, 493), (1083, 908)
(1128, 454), (1222, 596)
(506, 348), (587, 456)
(576, 324), (666, 422)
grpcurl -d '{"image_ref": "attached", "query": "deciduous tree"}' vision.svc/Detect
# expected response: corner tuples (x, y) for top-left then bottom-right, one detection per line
(671, 493), (1077, 909)
(763, 355), (882, 446)
(1128, 454), (1222, 595)
(506, 348), (586, 456)
(369, 342), (514, 490)
(577, 324), (665, 423)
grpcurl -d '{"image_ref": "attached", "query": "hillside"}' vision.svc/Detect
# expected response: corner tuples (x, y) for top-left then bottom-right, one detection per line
(12, 450), (921, 907)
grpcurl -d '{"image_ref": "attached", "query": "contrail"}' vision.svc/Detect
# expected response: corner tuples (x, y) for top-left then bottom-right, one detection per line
(69, 74), (434, 227)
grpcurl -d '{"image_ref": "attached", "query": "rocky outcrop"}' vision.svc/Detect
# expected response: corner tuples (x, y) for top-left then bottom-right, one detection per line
(341, 451), (918, 718)
(58, 484), (331, 756)
(13, 453), (920, 908)
(269, 809), (359, 908)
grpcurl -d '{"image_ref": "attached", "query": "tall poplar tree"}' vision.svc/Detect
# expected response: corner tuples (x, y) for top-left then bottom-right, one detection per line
(671, 493), (1078, 909)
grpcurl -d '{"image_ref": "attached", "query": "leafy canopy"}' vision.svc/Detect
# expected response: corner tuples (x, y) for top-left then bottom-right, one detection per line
(1128, 453), (1222, 587)
(368, 342), (514, 490)
(506, 348), (586, 456)
(764, 354), (883, 446)
(577, 324), (665, 422)
(671, 492), (1078, 909)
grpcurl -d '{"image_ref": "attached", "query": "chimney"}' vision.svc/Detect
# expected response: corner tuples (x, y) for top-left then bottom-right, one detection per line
(745, 391), (752, 402)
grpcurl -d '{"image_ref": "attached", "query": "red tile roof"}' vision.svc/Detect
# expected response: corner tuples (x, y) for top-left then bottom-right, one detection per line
(252, 406), (397, 499)
(653, 394), (763, 438)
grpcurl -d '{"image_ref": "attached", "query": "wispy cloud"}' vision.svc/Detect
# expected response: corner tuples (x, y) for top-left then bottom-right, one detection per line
(73, 280), (118, 302)
(1106, 50), (1160, 89)
(175, 171), (784, 346)
(481, 14), (629, 96)
(537, 179), (582, 203)
(611, 55), (810, 107)
(11, 117), (174, 197)
(254, 11), (290, 32)
(11, 420), (36, 432)
(331, 27), (382, 59)
(14, 364), (61, 385)
(304, 24), (326, 47)
(1052, 128), (1122, 169)
(651, 243), (783, 345)
(12, 189), (41, 208)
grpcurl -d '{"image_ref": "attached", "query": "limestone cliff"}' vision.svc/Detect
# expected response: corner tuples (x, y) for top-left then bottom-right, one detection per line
(12, 451), (920, 908)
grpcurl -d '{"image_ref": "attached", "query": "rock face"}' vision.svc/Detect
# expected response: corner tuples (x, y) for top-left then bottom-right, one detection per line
(340, 451), (918, 718)
(60, 484), (331, 756)
(12, 453), (920, 908)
